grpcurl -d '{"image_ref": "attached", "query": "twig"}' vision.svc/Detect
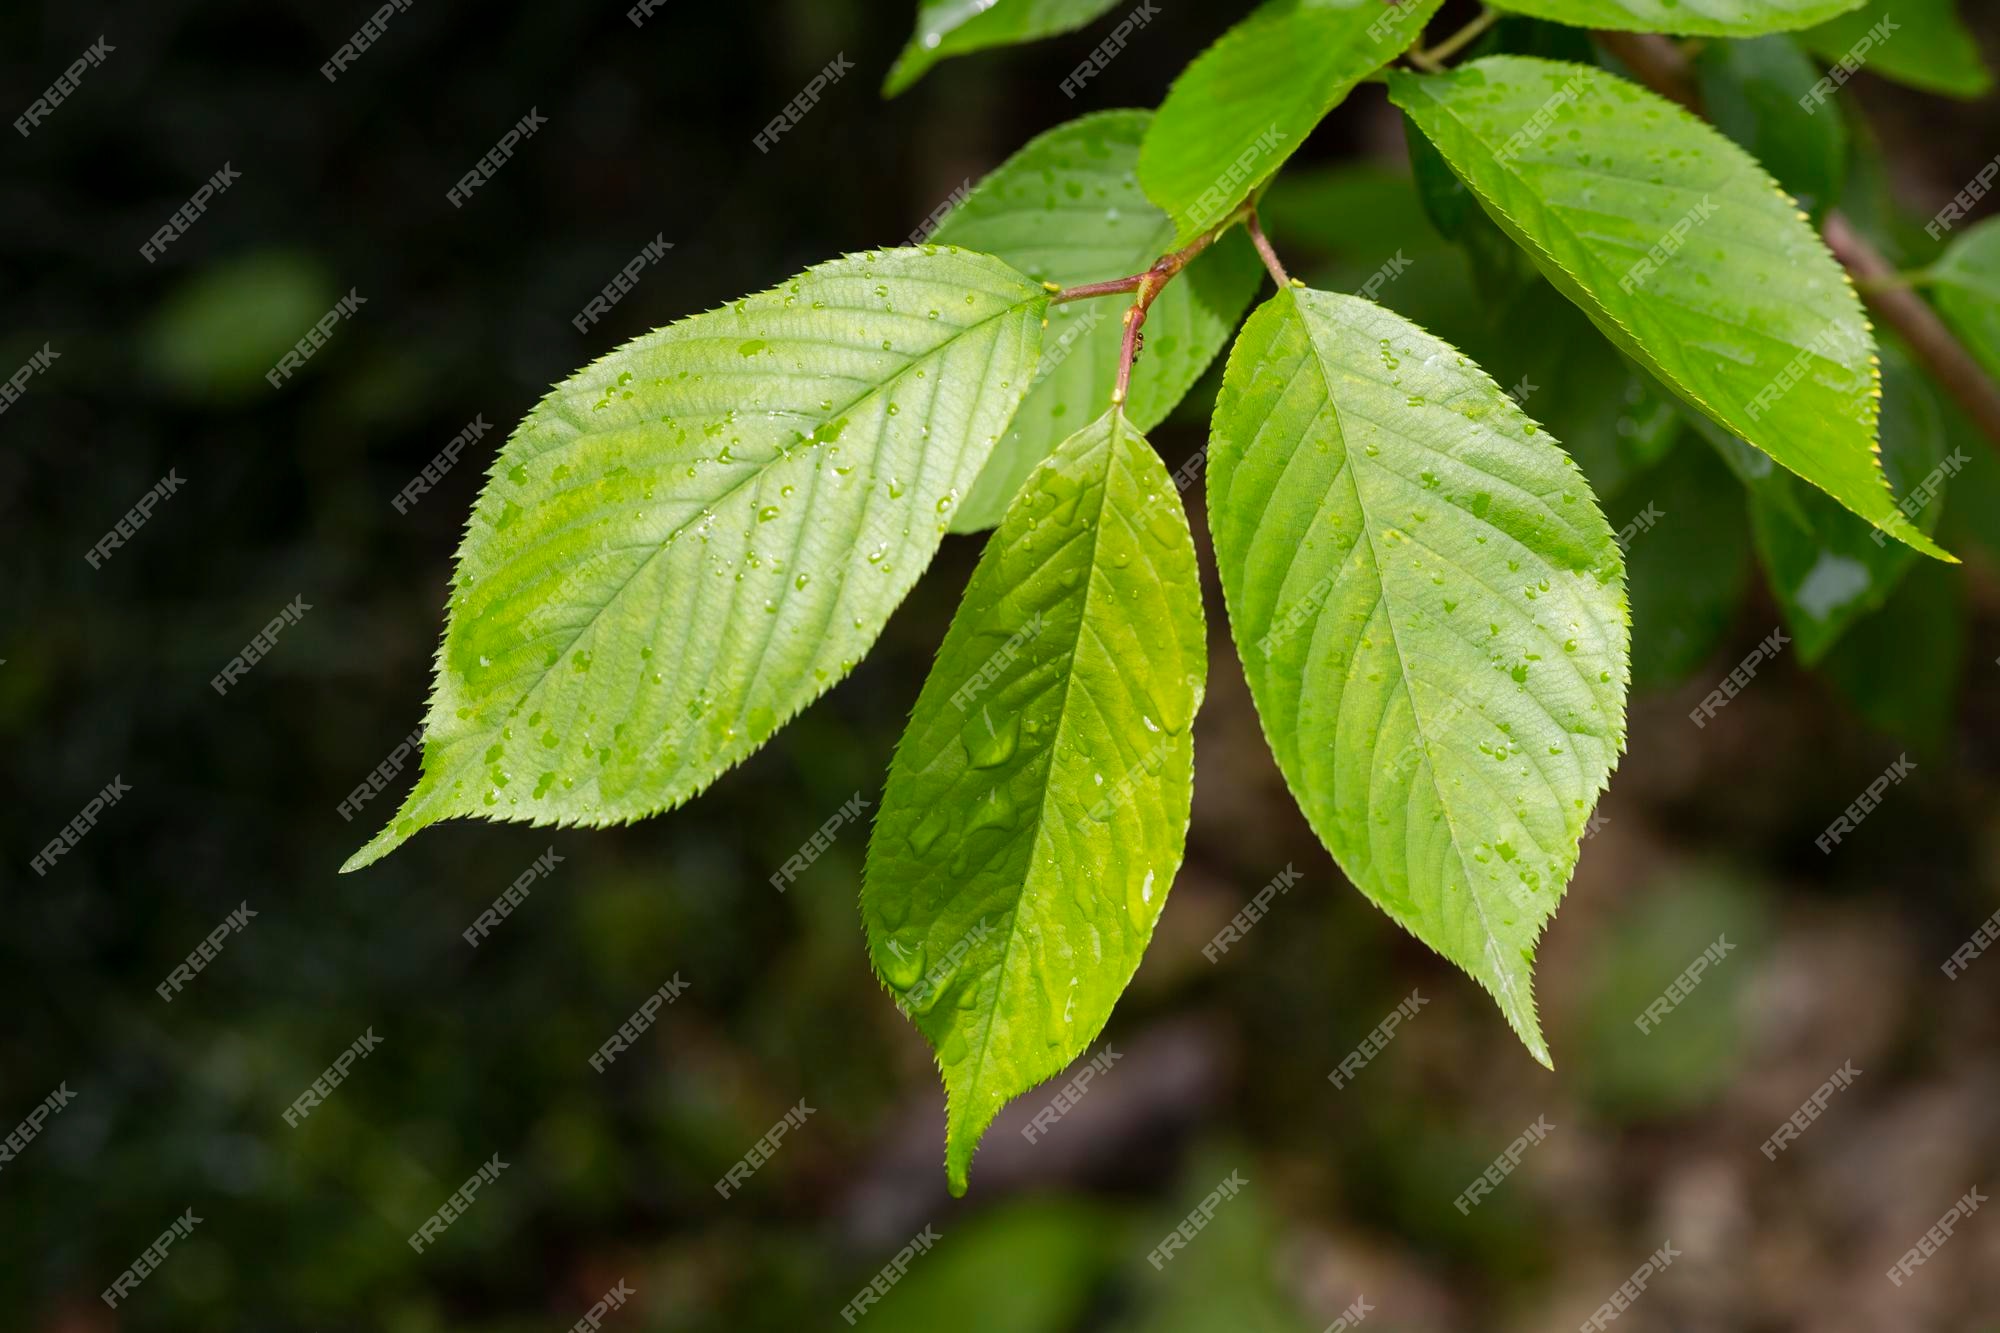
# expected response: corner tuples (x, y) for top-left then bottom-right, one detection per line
(1050, 202), (1289, 407)
(1050, 203), (1248, 307)
(1825, 215), (2000, 449)
(1246, 211), (1290, 287)
(1593, 28), (2000, 454)
(1409, 7), (1500, 71)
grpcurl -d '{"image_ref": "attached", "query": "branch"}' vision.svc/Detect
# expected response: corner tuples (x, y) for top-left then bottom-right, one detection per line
(1592, 28), (2000, 453)
(1408, 7), (1500, 73)
(1246, 212), (1291, 287)
(1050, 201), (1294, 408)
(1826, 215), (2000, 447)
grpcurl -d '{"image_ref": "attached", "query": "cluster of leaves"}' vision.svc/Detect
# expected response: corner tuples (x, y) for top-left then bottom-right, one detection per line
(346, 0), (2000, 1192)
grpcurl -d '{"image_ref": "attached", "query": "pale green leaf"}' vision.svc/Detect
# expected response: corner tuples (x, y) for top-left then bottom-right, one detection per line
(1388, 56), (1950, 560)
(1801, 0), (1994, 100)
(885, 0), (1125, 96)
(928, 110), (1263, 533)
(342, 248), (1048, 871)
(862, 408), (1205, 1194)
(1138, 0), (1448, 246)
(1208, 288), (1629, 1064)
(1929, 217), (2000, 383)
(1488, 0), (1865, 36)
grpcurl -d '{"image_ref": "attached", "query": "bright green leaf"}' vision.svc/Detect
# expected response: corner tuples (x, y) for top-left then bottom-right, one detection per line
(1749, 338), (1949, 661)
(1208, 288), (1629, 1064)
(1488, 0), (1866, 36)
(1388, 56), (1950, 560)
(928, 110), (1263, 532)
(343, 248), (1049, 871)
(1928, 216), (2000, 382)
(885, 0), (1125, 96)
(1801, 0), (1994, 100)
(1696, 35), (1848, 219)
(1138, 0), (1449, 246)
(863, 408), (1205, 1193)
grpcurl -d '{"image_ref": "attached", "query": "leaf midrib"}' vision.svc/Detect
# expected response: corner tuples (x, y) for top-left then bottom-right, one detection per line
(1287, 293), (1533, 1031)
(434, 290), (1046, 774)
(956, 418), (1127, 1132)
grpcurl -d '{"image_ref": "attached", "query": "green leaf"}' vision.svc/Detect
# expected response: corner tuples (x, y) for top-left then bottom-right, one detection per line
(342, 248), (1049, 871)
(1749, 338), (1949, 662)
(928, 110), (1263, 533)
(884, 0), (1125, 96)
(1620, 438), (1754, 689)
(1208, 287), (1629, 1064)
(1820, 558), (1965, 754)
(1695, 35), (1848, 220)
(1388, 56), (1951, 561)
(862, 408), (1205, 1193)
(1928, 217), (2000, 383)
(1138, 0), (1449, 246)
(1800, 0), (1995, 100)
(1487, 0), (1866, 36)
(1459, 282), (1681, 500)
(1404, 115), (1543, 305)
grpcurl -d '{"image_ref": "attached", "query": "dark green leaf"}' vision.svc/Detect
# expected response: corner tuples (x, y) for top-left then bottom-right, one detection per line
(885, 0), (1126, 96)
(1695, 35), (1848, 220)
(1800, 0), (1994, 100)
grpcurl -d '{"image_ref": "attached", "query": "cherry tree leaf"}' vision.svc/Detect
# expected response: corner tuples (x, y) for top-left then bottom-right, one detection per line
(343, 247), (1048, 871)
(928, 109), (1263, 532)
(1208, 287), (1629, 1062)
(1389, 56), (1950, 560)
(1487, 0), (1866, 36)
(885, 0), (1126, 96)
(1138, 0), (1448, 246)
(863, 408), (1204, 1193)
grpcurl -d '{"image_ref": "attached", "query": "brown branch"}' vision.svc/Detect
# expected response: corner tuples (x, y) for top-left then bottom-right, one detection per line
(1246, 211), (1291, 287)
(1591, 28), (2000, 453)
(1826, 215), (2000, 446)
(1051, 201), (1293, 408)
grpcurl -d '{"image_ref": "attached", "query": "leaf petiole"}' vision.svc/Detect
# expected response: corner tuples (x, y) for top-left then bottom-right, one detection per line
(1405, 6), (1498, 73)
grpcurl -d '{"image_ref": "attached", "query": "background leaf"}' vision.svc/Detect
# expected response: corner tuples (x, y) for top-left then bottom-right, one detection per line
(1137, 0), (1448, 245)
(1748, 339), (1948, 662)
(1819, 558), (1966, 754)
(928, 110), (1263, 532)
(884, 0), (1126, 96)
(1388, 56), (1948, 559)
(344, 248), (1048, 870)
(1695, 34), (1849, 220)
(1487, 0), (1866, 36)
(1620, 439), (1755, 689)
(1800, 0), (1995, 100)
(1208, 288), (1629, 1063)
(863, 408), (1205, 1194)
(1928, 216), (2000, 381)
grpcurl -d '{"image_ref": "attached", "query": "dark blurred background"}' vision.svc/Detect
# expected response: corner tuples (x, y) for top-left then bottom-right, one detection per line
(7, 1), (2000, 1329)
